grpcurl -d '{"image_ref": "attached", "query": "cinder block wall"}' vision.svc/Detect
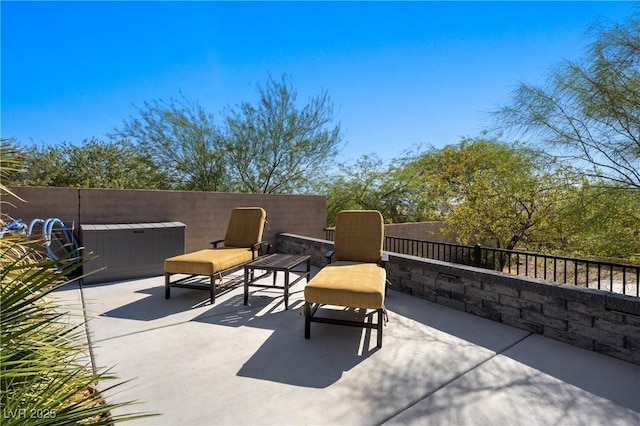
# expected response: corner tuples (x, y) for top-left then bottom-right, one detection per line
(278, 233), (640, 365)
(7, 186), (326, 252)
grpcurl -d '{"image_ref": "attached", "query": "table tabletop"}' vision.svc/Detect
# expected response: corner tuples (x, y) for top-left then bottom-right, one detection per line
(246, 253), (311, 270)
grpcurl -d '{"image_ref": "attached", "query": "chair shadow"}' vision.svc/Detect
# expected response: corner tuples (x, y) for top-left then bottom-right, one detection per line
(193, 294), (380, 388)
(99, 277), (241, 321)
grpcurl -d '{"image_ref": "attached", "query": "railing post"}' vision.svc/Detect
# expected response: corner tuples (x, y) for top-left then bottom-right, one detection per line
(474, 244), (482, 268)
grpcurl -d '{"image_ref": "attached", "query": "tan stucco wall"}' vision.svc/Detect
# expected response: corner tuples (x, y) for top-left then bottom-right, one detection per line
(384, 221), (455, 244)
(6, 186), (326, 252)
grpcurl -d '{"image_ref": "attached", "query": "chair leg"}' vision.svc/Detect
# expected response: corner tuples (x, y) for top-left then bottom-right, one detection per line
(165, 273), (171, 299)
(377, 308), (383, 348)
(304, 302), (311, 339)
(214, 275), (216, 305)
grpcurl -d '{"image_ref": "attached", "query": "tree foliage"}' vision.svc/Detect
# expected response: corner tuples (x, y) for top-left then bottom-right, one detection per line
(107, 76), (343, 194)
(324, 153), (435, 226)
(112, 95), (228, 191)
(14, 76), (345, 194)
(409, 138), (574, 255)
(16, 139), (169, 189)
(224, 75), (343, 193)
(496, 14), (640, 189)
(555, 181), (640, 260)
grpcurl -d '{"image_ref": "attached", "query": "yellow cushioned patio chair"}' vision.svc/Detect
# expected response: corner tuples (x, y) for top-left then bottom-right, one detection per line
(164, 207), (271, 304)
(304, 210), (387, 348)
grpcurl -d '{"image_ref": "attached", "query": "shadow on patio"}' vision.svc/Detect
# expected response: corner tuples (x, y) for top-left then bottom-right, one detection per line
(54, 270), (639, 425)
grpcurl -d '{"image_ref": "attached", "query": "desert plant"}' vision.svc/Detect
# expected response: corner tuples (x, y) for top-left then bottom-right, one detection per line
(1, 139), (154, 425)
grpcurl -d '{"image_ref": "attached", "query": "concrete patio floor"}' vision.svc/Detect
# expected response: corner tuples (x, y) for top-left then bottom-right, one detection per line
(53, 267), (640, 426)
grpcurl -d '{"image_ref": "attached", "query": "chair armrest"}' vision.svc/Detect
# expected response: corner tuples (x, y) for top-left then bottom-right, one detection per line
(211, 239), (225, 248)
(325, 250), (335, 264)
(251, 241), (272, 258)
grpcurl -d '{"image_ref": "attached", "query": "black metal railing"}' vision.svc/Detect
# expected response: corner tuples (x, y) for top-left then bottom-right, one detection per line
(324, 228), (639, 297)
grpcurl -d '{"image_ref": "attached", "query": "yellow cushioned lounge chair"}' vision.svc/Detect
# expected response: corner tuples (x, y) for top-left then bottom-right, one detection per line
(164, 207), (270, 304)
(304, 210), (387, 348)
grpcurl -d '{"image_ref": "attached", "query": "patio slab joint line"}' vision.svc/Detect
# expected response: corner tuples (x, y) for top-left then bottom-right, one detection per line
(78, 280), (98, 376)
(378, 330), (534, 425)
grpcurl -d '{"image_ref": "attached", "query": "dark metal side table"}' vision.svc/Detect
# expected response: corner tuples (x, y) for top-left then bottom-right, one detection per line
(244, 253), (311, 310)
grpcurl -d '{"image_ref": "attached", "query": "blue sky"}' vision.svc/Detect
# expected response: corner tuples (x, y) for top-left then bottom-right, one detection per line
(2, 1), (637, 161)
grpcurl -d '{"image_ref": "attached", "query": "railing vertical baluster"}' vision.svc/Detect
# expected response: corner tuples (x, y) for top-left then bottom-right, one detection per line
(610, 265), (614, 293)
(585, 261), (590, 288)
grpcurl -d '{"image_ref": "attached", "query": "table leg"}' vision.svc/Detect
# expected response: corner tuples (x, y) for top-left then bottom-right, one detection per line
(244, 266), (249, 305)
(284, 270), (290, 310)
